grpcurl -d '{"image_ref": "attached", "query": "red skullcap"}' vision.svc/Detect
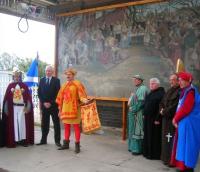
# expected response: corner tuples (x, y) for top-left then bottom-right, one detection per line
(178, 72), (193, 82)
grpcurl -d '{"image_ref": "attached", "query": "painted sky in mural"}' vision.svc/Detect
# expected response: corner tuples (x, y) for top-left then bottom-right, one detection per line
(57, 0), (200, 98)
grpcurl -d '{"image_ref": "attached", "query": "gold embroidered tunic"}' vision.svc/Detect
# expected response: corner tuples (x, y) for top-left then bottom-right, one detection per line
(56, 80), (87, 124)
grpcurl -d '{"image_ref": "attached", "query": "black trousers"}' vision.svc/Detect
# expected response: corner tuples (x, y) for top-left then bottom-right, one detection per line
(41, 106), (61, 144)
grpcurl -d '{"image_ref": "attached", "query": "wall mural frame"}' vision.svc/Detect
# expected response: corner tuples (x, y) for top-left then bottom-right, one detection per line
(55, 0), (200, 98)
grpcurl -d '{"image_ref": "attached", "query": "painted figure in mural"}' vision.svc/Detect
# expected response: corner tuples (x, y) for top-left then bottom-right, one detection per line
(156, 74), (179, 165)
(183, 24), (198, 71)
(75, 38), (89, 65)
(56, 68), (90, 153)
(143, 78), (165, 159)
(2, 68), (34, 148)
(193, 39), (200, 74)
(91, 28), (105, 63)
(170, 72), (200, 172)
(37, 65), (61, 147)
(113, 21), (122, 44)
(168, 36), (182, 66)
(128, 74), (148, 155)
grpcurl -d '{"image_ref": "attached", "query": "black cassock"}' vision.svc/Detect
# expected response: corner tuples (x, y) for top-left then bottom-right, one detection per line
(143, 87), (165, 160)
(159, 86), (179, 164)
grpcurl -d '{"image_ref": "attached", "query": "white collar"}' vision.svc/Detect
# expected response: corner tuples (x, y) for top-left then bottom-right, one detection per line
(46, 76), (52, 80)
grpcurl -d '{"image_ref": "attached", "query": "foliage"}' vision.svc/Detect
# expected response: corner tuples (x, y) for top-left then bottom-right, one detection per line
(38, 59), (49, 77)
(0, 52), (49, 78)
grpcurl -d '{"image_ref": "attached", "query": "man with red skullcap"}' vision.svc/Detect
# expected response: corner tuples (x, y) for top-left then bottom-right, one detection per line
(170, 72), (200, 172)
(2, 68), (34, 148)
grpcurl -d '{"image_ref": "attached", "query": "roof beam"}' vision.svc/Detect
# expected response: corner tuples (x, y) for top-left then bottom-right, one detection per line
(50, 0), (132, 13)
(37, 0), (57, 5)
(22, 0), (57, 6)
(56, 0), (166, 17)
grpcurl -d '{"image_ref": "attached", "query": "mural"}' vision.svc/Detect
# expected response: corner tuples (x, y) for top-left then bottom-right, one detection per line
(57, 0), (200, 98)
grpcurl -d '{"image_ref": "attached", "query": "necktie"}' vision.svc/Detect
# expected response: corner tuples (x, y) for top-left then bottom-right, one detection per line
(46, 78), (50, 85)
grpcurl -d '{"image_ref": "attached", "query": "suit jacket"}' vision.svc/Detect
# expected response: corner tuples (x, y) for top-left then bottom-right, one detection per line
(38, 76), (60, 109)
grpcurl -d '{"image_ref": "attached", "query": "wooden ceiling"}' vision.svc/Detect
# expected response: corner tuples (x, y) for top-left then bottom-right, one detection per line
(30, 0), (160, 14)
(0, 0), (164, 23)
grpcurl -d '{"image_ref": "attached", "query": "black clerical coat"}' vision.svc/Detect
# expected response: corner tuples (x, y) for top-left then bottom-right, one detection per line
(143, 87), (165, 160)
(159, 86), (180, 164)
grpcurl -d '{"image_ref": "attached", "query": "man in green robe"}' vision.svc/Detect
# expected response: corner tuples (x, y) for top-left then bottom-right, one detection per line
(128, 74), (148, 155)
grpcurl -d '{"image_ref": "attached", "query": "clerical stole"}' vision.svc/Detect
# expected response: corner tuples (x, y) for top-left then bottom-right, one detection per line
(13, 84), (26, 142)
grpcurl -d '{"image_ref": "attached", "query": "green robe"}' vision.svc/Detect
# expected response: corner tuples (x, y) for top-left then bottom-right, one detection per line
(128, 84), (148, 154)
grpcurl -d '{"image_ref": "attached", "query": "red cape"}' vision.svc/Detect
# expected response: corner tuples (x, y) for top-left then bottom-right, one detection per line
(2, 82), (34, 148)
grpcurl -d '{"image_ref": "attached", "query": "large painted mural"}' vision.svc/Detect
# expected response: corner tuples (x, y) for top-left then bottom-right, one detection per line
(57, 0), (200, 98)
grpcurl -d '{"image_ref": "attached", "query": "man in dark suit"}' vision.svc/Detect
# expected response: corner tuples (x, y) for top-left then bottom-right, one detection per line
(37, 65), (61, 147)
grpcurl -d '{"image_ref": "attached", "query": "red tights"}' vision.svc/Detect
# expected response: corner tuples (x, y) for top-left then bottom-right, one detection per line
(64, 124), (80, 142)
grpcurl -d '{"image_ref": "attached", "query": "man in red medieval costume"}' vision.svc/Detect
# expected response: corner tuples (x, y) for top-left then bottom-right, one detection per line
(56, 68), (90, 153)
(170, 72), (200, 172)
(2, 68), (34, 148)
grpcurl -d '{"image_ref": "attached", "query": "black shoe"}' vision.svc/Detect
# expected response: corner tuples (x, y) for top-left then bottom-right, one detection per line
(17, 140), (28, 147)
(75, 142), (80, 153)
(167, 164), (175, 168)
(36, 142), (47, 145)
(22, 143), (28, 147)
(58, 140), (70, 150)
(132, 152), (141, 155)
(163, 161), (168, 165)
(21, 140), (28, 147)
(55, 142), (61, 147)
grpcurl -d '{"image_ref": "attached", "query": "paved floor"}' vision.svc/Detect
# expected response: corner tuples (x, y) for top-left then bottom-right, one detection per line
(0, 127), (199, 172)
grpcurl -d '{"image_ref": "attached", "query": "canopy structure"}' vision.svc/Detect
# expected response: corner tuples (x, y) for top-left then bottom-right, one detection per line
(0, 0), (164, 23)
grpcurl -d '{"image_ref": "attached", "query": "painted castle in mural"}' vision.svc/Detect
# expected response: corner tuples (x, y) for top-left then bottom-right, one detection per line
(57, 0), (200, 97)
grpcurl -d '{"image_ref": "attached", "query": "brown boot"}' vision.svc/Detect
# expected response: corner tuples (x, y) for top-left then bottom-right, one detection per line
(75, 142), (80, 153)
(58, 140), (69, 150)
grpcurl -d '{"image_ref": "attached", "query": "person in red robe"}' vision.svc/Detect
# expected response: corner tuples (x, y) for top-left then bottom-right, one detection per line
(2, 69), (34, 148)
(170, 72), (199, 172)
